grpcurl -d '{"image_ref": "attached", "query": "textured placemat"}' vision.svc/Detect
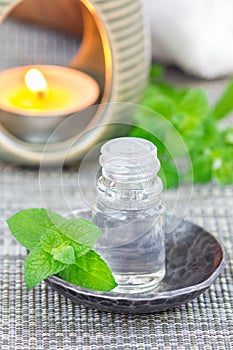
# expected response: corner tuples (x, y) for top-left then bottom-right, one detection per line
(0, 164), (233, 350)
(0, 17), (233, 350)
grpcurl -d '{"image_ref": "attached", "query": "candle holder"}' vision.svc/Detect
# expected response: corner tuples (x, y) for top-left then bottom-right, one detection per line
(0, 0), (151, 165)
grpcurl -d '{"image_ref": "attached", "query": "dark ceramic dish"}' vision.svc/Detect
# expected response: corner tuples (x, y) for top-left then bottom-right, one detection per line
(46, 210), (226, 314)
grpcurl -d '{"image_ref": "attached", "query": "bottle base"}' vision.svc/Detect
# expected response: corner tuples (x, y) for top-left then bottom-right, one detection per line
(113, 268), (166, 294)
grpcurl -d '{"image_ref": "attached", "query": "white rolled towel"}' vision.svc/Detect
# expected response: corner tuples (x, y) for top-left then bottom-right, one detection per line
(144, 0), (233, 79)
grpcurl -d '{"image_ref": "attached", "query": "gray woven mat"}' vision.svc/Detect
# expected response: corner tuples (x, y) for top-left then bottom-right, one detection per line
(1, 165), (233, 350)
(0, 18), (233, 350)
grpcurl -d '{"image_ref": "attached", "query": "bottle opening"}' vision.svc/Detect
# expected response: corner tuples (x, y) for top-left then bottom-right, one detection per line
(100, 137), (160, 183)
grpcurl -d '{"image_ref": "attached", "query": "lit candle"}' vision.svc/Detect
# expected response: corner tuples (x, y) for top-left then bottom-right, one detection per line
(0, 65), (99, 115)
(24, 68), (48, 99)
(0, 65), (100, 142)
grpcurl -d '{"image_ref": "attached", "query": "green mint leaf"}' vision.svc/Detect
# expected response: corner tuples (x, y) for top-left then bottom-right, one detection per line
(58, 218), (102, 247)
(201, 118), (220, 148)
(24, 245), (65, 289)
(142, 94), (175, 120)
(7, 208), (66, 250)
(150, 64), (164, 81)
(177, 89), (209, 119)
(212, 78), (233, 119)
(40, 228), (90, 262)
(189, 150), (213, 183)
(175, 89), (209, 137)
(212, 148), (233, 185)
(155, 82), (188, 104)
(70, 242), (91, 260)
(51, 245), (75, 265)
(40, 229), (63, 252)
(222, 127), (233, 146)
(59, 250), (118, 292)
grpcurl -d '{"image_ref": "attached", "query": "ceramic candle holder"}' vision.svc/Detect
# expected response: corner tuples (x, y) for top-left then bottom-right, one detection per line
(0, 0), (151, 165)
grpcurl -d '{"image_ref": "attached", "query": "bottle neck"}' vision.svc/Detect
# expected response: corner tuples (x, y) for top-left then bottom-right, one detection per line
(96, 137), (164, 210)
(96, 173), (163, 211)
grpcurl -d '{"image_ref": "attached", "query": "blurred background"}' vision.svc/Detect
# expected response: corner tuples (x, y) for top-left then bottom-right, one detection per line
(0, 0), (232, 186)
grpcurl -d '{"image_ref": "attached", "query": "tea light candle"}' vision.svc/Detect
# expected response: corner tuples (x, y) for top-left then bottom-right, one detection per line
(0, 65), (100, 142)
(0, 65), (99, 115)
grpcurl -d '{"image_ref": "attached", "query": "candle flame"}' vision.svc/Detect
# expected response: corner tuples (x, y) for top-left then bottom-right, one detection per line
(24, 68), (47, 95)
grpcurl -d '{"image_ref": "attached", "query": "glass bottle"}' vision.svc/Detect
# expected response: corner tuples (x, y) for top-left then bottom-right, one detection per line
(92, 137), (165, 293)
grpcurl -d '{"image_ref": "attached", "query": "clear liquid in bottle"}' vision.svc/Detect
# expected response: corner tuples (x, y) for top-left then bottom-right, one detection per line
(92, 137), (165, 293)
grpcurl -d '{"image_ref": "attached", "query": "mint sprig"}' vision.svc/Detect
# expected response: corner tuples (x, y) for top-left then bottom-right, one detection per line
(7, 208), (117, 292)
(130, 64), (233, 188)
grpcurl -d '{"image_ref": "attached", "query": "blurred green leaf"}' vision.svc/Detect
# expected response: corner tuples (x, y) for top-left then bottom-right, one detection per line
(212, 148), (233, 184)
(175, 89), (209, 136)
(142, 94), (174, 120)
(150, 64), (165, 80)
(222, 127), (233, 146)
(129, 64), (233, 187)
(156, 82), (187, 103)
(212, 78), (233, 119)
(190, 150), (213, 183)
(159, 158), (179, 189)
